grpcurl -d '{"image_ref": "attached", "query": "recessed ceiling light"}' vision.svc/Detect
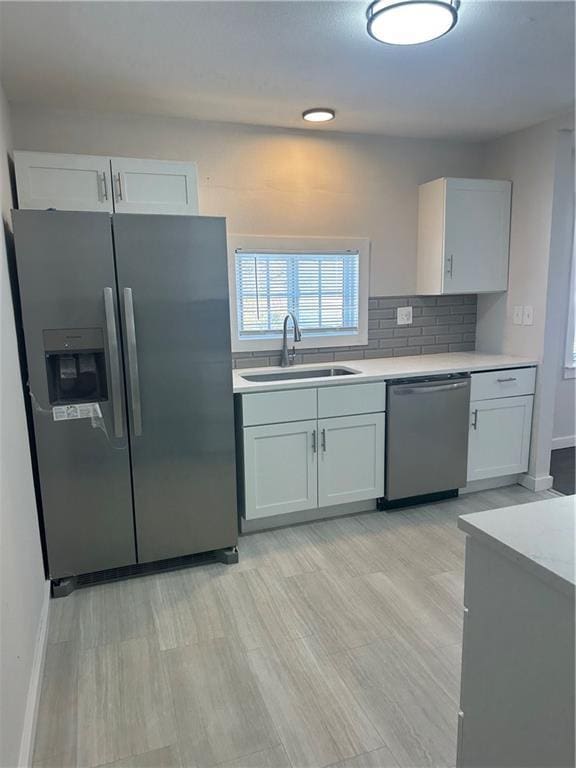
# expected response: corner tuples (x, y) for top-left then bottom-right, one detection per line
(367, 0), (459, 45)
(302, 108), (336, 123)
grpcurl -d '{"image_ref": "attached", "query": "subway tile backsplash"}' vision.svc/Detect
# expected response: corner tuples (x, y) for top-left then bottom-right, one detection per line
(232, 294), (477, 369)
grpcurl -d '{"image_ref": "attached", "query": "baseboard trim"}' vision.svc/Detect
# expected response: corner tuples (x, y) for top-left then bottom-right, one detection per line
(461, 475), (520, 494)
(519, 473), (554, 492)
(552, 435), (576, 450)
(240, 499), (376, 533)
(18, 580), (50, 768)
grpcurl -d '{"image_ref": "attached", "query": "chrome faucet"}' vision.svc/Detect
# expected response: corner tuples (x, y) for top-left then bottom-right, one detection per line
(281, 312), (302, 367)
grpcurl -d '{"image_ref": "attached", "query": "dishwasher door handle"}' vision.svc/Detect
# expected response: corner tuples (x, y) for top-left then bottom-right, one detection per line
(394, 381), (470, 395)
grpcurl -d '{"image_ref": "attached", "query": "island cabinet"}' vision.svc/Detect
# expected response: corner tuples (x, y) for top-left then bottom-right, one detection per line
(417, 177), (512, 294)
(237, 382), (386, 521)
(14, 151), (199, 215)
(457, 498), (575, 768)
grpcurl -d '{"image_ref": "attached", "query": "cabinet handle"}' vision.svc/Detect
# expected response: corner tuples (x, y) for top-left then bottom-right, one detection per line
(471, 409), (479, 430)
(497, 377), (517, 383)
(446, 254), (454, 278)
(312, 429), (317, 453)
(101, 172), (109, 201)
(115, 172), (123, 201)
(321, 428), (326, 453)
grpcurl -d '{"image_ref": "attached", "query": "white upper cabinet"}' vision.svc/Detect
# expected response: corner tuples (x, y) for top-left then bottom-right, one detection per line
(417, 178), (512, 295)
(14, 151), (199, 215)
(14, 151), (113, 213)
(110, 157), (199, 215)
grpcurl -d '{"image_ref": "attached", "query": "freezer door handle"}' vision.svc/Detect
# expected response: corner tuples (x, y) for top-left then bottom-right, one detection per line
(123, 287), (143, 436)
(103, 287), (124, 438)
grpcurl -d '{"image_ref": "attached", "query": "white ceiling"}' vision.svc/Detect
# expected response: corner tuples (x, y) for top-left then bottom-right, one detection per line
(0, 1), (574, 140)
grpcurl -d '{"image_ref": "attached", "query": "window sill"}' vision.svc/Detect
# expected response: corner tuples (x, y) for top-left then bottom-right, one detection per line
(232, 332), (367, 354)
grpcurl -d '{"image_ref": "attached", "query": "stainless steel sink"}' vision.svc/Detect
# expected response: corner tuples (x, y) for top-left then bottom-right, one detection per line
(241, 366), (360, 383)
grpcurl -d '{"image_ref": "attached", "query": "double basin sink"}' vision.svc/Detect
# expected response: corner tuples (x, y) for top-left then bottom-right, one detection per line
(241, 366), (360, 383)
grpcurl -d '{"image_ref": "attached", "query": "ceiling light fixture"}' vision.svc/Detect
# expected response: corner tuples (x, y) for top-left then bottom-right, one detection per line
(367, 0), (459, 45)
(302, 108), (336, 123)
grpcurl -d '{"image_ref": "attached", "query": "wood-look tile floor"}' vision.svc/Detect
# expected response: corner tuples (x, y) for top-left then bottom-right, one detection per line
(35, 485), (558, 768)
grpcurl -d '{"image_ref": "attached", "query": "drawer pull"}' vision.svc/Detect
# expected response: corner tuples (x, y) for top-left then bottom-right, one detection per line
(497, 377), (517, 383)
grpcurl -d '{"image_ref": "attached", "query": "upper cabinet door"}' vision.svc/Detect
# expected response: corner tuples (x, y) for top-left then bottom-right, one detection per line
(417, 177), (511, 295)
(14, 151), (113, 212)
(110, 157), (199, 215)
(443, 179), (511, 294)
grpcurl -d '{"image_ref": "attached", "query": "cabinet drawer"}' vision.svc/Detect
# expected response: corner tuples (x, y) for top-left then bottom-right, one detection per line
(318, 382), (386, 418)
(241, 388), (317, 426)
(470, 367), (535, 401)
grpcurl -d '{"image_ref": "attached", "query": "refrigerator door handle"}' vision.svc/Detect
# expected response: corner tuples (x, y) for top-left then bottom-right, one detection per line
(103, 287), (124, 438)
(123, 287), (143, 437)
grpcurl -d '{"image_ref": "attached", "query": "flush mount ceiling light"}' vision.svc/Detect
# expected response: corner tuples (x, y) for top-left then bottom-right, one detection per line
(302, 108), (336, 123)
(367, 0), (459, 45)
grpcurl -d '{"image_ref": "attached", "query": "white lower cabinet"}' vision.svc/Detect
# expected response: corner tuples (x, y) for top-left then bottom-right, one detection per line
(243, 420), (317, 519)
(318, 413), (385, 507)
(239, 384), (386, 521)
(467, 395), (533, 481)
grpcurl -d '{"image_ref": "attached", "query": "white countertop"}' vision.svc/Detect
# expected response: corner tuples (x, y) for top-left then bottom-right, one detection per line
(458, 495), (576, 597)
(233, 352), (538, 393)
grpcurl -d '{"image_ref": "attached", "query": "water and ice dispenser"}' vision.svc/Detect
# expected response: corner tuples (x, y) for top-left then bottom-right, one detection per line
(44, 328), (108, 405)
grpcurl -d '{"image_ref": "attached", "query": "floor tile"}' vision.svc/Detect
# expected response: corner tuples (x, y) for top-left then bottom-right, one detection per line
(285, 570), (383, 654)
(167, 638), (279, 766)
(215, 566), (312, 651)
(33, 641), (78, 764)
(77, 637), (176, 767)
(216, 744), (292, 768)
(149, 564), (232, 651)
(334, 638), (458, 767)
(96, 745), (180, 768)
(77, 577), (155, 649)
(248, 638), (384, 768)
(326, 746), (400, 768)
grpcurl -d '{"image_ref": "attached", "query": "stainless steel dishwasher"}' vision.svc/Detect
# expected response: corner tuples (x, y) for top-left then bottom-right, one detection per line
(384, 373), (471, 506)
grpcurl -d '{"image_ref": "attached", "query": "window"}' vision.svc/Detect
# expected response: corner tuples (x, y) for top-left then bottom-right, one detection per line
(228, 236), (369, 352)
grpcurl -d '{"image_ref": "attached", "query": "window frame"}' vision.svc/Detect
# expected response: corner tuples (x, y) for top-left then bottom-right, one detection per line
(227, 235), (370, 353)
(563, 230), (576, 378)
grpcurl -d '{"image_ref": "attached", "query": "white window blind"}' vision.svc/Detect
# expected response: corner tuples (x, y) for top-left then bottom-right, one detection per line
(235, 250), (359, 339)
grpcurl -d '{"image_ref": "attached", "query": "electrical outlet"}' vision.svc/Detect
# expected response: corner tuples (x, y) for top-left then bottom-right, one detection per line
(523, 305), (534, 325)
(397, 306), (413, 325)
(513, 305), (523, 325)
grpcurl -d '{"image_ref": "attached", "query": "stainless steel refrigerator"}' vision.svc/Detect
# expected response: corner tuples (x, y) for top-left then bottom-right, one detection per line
(13, 210), (238, 590)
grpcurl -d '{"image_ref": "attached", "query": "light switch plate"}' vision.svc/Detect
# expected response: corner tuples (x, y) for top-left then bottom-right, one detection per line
(397, 306), (413, 325)
(523, 305), (534, 325)
(513, 305), (523, 325)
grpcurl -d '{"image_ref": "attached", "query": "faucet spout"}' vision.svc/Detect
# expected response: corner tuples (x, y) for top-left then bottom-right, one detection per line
(281, 312), (301, 367)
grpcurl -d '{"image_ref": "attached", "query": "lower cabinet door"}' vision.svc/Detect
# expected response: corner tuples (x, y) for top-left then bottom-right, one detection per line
(243, 420), (318, 519)
(467, 395), (533, 481)
(318, 413), (385, 508)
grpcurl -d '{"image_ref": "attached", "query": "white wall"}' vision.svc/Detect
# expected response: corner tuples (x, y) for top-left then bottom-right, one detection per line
(553, 227), (575, 448)
(9, 104), (486, 297)
(477, 115), (575, 486)
(0, 84), (47, 768)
